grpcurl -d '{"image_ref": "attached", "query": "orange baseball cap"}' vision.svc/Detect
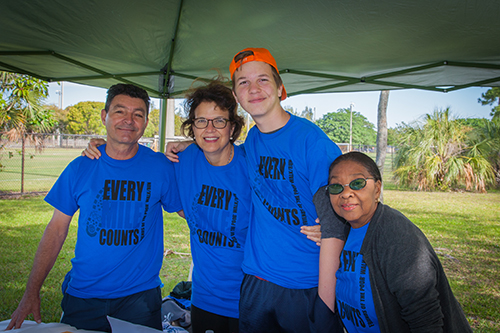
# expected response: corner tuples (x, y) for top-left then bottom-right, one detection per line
(229, 47), (287, 100)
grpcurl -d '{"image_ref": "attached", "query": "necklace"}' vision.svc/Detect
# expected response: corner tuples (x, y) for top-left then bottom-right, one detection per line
(207, 145), (233, 166)
(226, 145), (234, 165)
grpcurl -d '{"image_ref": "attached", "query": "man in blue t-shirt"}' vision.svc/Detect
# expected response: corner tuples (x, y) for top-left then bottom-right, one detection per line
(229, 48), (345, 332)
(6, 84), (182, 332)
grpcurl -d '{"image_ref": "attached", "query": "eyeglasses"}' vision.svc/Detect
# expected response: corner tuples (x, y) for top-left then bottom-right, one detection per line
(326, 178), (374, 195)
(193, 117), (229, 129)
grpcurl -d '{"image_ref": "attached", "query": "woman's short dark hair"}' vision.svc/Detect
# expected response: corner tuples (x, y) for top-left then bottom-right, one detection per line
(104, 83), (150, 115)
(181, 80), (245, 143)
(329, 152), (382, 183)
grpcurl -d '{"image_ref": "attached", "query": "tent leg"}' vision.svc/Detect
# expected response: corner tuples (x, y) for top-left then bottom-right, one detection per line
(159, 98), (175, 152)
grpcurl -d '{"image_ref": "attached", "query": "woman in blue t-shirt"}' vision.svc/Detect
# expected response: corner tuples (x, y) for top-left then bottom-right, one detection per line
(319, 152), (472, 332)
(171, 80), (249, 333)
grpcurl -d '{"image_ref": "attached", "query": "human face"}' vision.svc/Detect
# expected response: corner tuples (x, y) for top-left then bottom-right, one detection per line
(101, 94), (148, 148)
(328, 160), (381, 229)
(193, 101), (234, 159)
(232, 61), (283, 120)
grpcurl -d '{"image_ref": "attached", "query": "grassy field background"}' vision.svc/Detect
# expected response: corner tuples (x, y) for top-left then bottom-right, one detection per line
(0, 191), (498, 331)
(0, 147), (82, 193)
(1, 147), (498, 331)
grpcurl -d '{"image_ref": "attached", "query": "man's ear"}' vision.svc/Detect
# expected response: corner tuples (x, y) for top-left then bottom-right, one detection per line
(101, 109), (107, 126)
(232, 90), (239, 104)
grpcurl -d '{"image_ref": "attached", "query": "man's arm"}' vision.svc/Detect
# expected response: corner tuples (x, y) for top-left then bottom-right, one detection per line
(176, 210), (185, 219)
(6, 209), (72, 330)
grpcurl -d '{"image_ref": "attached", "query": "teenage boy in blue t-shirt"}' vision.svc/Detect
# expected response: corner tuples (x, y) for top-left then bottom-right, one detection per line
(229, 48), (345, 332)
(6, 84), (182, 332)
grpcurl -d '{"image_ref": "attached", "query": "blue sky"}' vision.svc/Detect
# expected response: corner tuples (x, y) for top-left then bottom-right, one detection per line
(47, 82), (493, 128)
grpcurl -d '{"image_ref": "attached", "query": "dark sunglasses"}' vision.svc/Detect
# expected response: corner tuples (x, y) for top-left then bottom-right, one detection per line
(326, 178), (374, 195)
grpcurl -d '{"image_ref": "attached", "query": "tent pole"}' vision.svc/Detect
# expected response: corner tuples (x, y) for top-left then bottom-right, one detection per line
(159, 98), (167, 153)
(159, 98), (175, 153)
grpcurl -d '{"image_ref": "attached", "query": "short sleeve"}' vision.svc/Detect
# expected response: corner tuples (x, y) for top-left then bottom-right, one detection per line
(161, 158), (182, 213)
(44, 159), (79, 216)
(306, 137), (342, 194)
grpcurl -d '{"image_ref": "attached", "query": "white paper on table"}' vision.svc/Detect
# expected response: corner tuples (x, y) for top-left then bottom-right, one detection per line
(106, 316), (162, 332)
(0, 320), (100, 332)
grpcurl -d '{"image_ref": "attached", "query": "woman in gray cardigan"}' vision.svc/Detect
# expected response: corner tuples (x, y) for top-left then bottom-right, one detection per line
(318, 151), (472, 332)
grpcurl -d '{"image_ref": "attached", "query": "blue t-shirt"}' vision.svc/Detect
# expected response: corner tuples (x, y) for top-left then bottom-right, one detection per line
(336, 223), (380, 332)
(242, 114), (342, 289)
(173, 144), (251, 318)
(45, 144), (182, 299)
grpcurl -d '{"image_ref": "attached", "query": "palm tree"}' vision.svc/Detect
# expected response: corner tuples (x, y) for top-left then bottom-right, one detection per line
(1, 72), (55, 193)
(466, 118), (500, 188)
(1, 71), (54, 143)
(394, 108), (495, 192)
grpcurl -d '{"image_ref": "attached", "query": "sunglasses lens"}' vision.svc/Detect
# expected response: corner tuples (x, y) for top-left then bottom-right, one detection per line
(328, 184), (343, 195)
(350, 178), (367, 190)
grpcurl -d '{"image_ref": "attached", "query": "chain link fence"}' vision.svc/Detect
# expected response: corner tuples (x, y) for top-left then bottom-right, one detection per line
(0, 133), (156, 196)
(0, 133), (397, 196)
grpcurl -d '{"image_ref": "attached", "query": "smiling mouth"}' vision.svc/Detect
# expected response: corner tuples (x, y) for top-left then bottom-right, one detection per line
(249, 97), (265, 103)
(117, 127), (136, 132)
(341, 203), (357, 211)
(204, 137), (219, 142)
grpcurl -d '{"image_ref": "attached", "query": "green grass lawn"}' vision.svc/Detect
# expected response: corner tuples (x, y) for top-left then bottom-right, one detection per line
(0, 191), (499, 331)
(1, 148), (82, 193)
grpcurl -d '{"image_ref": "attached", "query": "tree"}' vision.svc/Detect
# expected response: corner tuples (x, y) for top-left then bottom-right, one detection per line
(45, 103), (69, 133)
(142, 105), (185, 139)
(478, 87), (500, 119)
(456, 117), (489, 130)
(67, 101), (106, 135)
(466, 117), (500, 187)
(174, 108), (184, 136)
(394, 108), (495, 192)
(236, 105), (254, 142)
(282, 105), (314, 120)
(0, 71), (54, 135)
(301, 106), (314, 120)
(316, 108), (377, 145)
(143, 107), (160, 138)
(282, 105), (298, 116)
(376, 90), (389, 202)
(0, 72), (55, 192)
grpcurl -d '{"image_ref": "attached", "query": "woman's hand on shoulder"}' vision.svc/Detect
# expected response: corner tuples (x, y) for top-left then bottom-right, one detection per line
(165, 140), (194, 162)
(81, 138), (106, 159)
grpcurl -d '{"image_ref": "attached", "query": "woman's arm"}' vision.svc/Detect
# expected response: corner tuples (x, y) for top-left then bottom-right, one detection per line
(318, 237), (344, 312)
(81, 138), (106, 159)
(165, 140), (194, 162)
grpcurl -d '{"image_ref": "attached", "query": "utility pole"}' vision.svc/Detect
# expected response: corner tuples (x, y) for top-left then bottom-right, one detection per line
(349, 103), (354, 151)
(56, 82), (64, 109)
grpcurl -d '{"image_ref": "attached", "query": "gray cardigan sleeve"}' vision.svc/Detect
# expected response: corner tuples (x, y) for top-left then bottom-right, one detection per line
(313, 185), (347, 241)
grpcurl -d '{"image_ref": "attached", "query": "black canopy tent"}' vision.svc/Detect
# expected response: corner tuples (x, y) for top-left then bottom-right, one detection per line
(1, 0), (500, 150)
